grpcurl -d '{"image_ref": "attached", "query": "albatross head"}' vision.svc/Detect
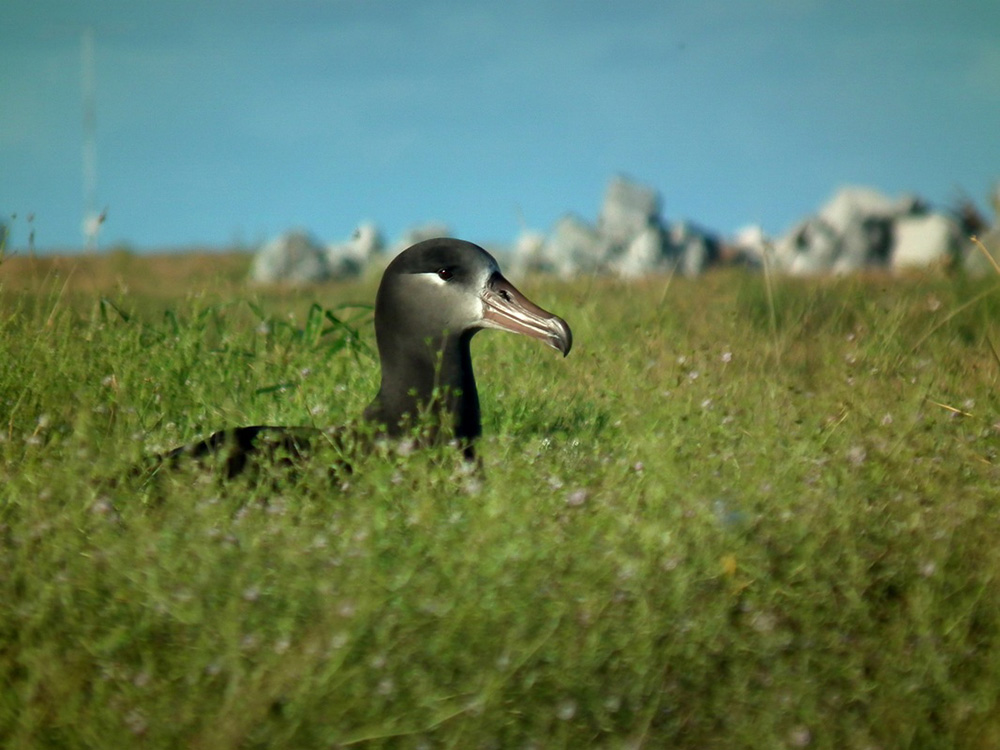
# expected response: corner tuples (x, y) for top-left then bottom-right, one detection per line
(365, 237), (571, 442)
(375, 237), (572, 356)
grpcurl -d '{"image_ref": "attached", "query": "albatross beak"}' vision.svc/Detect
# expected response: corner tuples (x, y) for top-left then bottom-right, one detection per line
(480, 273), (573, 356)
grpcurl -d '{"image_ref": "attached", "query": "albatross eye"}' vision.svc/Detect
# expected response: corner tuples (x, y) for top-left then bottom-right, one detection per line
(437, 267), (454, 281)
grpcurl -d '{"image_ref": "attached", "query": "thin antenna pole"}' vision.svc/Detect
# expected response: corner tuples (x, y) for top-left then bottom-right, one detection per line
(82, 27), (100, 250)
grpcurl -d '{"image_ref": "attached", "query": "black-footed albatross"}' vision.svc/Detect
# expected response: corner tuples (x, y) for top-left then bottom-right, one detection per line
(157, 238), (572, 478)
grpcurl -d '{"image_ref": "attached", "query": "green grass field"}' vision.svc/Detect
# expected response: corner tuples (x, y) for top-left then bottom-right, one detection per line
(2, 251), (1000, 748)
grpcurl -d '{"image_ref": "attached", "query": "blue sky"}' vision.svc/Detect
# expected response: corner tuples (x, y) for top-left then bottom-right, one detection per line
(2, 0), (998, 252)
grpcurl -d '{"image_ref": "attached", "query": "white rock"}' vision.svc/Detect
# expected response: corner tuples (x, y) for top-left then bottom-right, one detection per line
(891, 213), (961, 271)
(251, 230), (329, 284)
(774, 218), (840, 275)
(543, 214), (611, 277)
(612, 225), (670, 278)
(669, 221), (719, 277)
(774, 186), (924, 275)
(597, 175), (661, 248)
(326, 221), (384, 278)
(729, 224), (769, 266)
(818, 186), (917, 233)
(509, 229), (548, 276)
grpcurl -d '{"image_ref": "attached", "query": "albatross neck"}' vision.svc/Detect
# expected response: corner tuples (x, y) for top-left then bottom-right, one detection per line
(364, 330), (482, 443)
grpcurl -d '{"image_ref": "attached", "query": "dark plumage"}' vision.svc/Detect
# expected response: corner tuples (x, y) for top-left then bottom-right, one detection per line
(156, 238), (571, 477)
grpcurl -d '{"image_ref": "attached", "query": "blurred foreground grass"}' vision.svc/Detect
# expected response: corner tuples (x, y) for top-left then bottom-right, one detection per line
(2, 251), (1000, 748)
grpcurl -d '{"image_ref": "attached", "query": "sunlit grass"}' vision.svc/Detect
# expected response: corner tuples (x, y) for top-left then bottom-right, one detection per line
(2, 253), (1000, 748)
